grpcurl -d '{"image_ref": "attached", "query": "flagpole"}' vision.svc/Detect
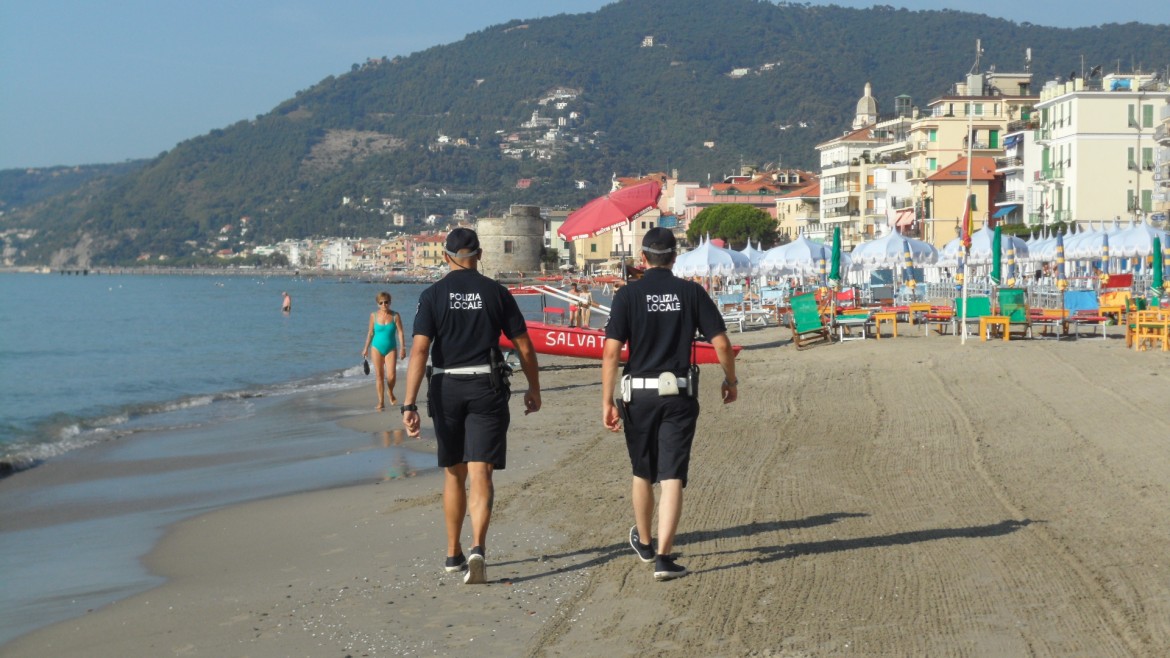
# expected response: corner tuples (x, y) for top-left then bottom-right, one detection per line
(959, 39), (981, 345)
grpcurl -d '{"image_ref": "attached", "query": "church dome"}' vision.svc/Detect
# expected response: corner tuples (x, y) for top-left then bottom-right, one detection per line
(852, 82), (879, 129)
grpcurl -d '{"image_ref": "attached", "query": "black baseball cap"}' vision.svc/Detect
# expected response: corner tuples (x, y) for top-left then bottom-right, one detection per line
(642, 227), (676, 254)
(445, 228), (481, 258)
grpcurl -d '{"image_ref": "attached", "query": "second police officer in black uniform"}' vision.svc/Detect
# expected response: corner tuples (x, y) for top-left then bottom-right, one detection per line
(602, 227), (739, 581)
(402, 227), (541, 585)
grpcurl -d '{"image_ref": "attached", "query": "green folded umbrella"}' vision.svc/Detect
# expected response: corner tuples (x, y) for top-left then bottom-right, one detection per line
(990, 225), (1002, 285)
(1153, 236), (1164, 298)
(829, 226), (841, 285)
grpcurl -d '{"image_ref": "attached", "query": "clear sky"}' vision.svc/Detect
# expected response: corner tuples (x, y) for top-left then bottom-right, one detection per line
(2, 0), (1167, 170)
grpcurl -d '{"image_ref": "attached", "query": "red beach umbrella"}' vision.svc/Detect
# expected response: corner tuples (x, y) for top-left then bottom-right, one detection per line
(557, 181), (662, 241)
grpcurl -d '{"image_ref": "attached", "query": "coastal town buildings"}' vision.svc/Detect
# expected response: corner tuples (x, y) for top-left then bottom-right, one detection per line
(774, 180), (820, 242)
(1030, 72), (1170, 226)
(412, 233), (446, 269)
(237, 53), (1170, 276)
(925, 156), (999, 244)
(906, 69), (1037, 246)
(815, 85), (912, 248)
(1158, 99), (1170, 220)
(995, 125), (1035, 229)
(675, 167), (815, 225)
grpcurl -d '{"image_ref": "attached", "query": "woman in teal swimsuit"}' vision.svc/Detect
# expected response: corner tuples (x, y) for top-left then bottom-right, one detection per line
(362, 291), (406, 410)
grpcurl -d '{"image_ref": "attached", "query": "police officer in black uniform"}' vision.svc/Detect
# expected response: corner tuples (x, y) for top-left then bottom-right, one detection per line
(602, 227), (738, 581)
(402, 227), (541, 585)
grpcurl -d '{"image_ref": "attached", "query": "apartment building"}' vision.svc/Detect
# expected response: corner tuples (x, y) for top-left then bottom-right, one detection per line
(775, 180), (820, 242)
(1032, 72), (1170, 225)
(815, 85), (914, 248)
(412, 233), (446, 269)
(907, 70), (1036, 247)
(1157, 99), (1170, 220)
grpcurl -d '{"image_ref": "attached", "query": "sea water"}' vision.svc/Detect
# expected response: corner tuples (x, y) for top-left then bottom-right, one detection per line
(0, 272), (422, 470)
(0, 271), (550, 645)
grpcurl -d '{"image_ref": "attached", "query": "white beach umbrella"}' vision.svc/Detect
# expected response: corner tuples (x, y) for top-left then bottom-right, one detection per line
(1024, 228), (1055, 263)
(738, 239), (767, 275)
(1067, 221), (1117, 260)
(850, 230), (938, 267)
(941, 226), (1029, 265)
(1107, 220), (1170, 258)
(673, 237), (752, 278)
(758, 234), (831, 275)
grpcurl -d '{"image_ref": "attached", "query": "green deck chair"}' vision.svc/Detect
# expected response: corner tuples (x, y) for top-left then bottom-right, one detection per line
(953, 296), (992, 336)
(997, 288), (1032, 338)
(789, 292), (831, 349)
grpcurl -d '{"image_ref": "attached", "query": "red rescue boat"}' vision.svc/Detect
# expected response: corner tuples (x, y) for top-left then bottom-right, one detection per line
(500, 321), (738, 363)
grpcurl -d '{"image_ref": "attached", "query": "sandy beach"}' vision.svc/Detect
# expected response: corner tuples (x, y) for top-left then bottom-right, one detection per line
(5, 323), (1169, 657)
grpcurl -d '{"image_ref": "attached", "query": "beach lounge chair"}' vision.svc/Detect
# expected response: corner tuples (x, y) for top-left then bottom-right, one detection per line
(835, 308), (870, 341)
(1064, 289), (1109, 339)
(921, 305), (955, 336)
(789, 292), (832, 349)
(759, 285), (788, 325)
(953, 296), (992, 337)
(717, 293), (747, 333)
(835, 288), (858, 310)
(996, 288), (1032, 339)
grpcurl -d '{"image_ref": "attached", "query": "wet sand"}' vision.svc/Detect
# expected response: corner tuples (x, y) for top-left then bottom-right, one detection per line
(5, 324), (1170, 657)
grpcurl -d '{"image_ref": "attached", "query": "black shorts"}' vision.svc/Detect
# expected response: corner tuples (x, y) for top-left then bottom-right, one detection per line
(622, 392), (700, 486)
(429, 374), (510, 469)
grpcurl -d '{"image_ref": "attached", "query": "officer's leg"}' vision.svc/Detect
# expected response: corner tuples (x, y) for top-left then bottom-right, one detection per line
(657, 479), (683, 555)
(627, 398), (658, 544)
(632, 475), (655, 545)
(443, 463), (468, 557)
(655, 398), (697, 555)
(467, 461), (495, 549)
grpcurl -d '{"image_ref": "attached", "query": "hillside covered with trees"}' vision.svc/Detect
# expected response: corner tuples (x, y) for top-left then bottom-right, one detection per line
(2, 0), (1167, 266)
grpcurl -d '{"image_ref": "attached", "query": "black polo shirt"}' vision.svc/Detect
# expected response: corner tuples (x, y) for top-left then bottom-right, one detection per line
(413, 268), (528, 369)
(605, 268), (726, 377)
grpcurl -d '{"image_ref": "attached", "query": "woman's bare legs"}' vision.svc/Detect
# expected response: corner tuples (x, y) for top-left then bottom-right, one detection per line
(372, 347), (387, 410)
(385, 351), (398, 405)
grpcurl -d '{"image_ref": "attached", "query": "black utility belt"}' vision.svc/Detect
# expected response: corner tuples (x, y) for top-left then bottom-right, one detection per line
(428, 360), (512, 396)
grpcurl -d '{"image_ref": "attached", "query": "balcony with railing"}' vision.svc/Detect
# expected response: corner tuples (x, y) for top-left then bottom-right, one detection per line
(822, 208), (860, 221)
(1040, 166), (1065, 181)
(995, 190), (1025, 204)
(821, 183), (860, 195)
(962, 140), (1002, 152)
(1006, 119), (1039, 133)
(1034, 127), (1052, 143)
(996, 155), (1023, 170)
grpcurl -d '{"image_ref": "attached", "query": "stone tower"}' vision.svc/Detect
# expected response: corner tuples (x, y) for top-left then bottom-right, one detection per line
(477, 205), (544, 279)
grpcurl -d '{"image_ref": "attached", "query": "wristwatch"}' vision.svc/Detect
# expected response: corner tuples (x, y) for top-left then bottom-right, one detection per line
(400, 404), (418, 413)
(723, 377), (738, 387)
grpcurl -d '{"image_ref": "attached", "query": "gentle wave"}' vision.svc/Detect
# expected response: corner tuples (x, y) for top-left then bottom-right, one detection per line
(0, 362), (391, 477)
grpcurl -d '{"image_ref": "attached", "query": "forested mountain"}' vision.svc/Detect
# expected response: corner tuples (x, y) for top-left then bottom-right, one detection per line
(3, 0), (1168, 266)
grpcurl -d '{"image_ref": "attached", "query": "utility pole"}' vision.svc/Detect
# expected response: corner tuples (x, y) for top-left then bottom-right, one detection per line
(1134, 90), (1143, 222)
